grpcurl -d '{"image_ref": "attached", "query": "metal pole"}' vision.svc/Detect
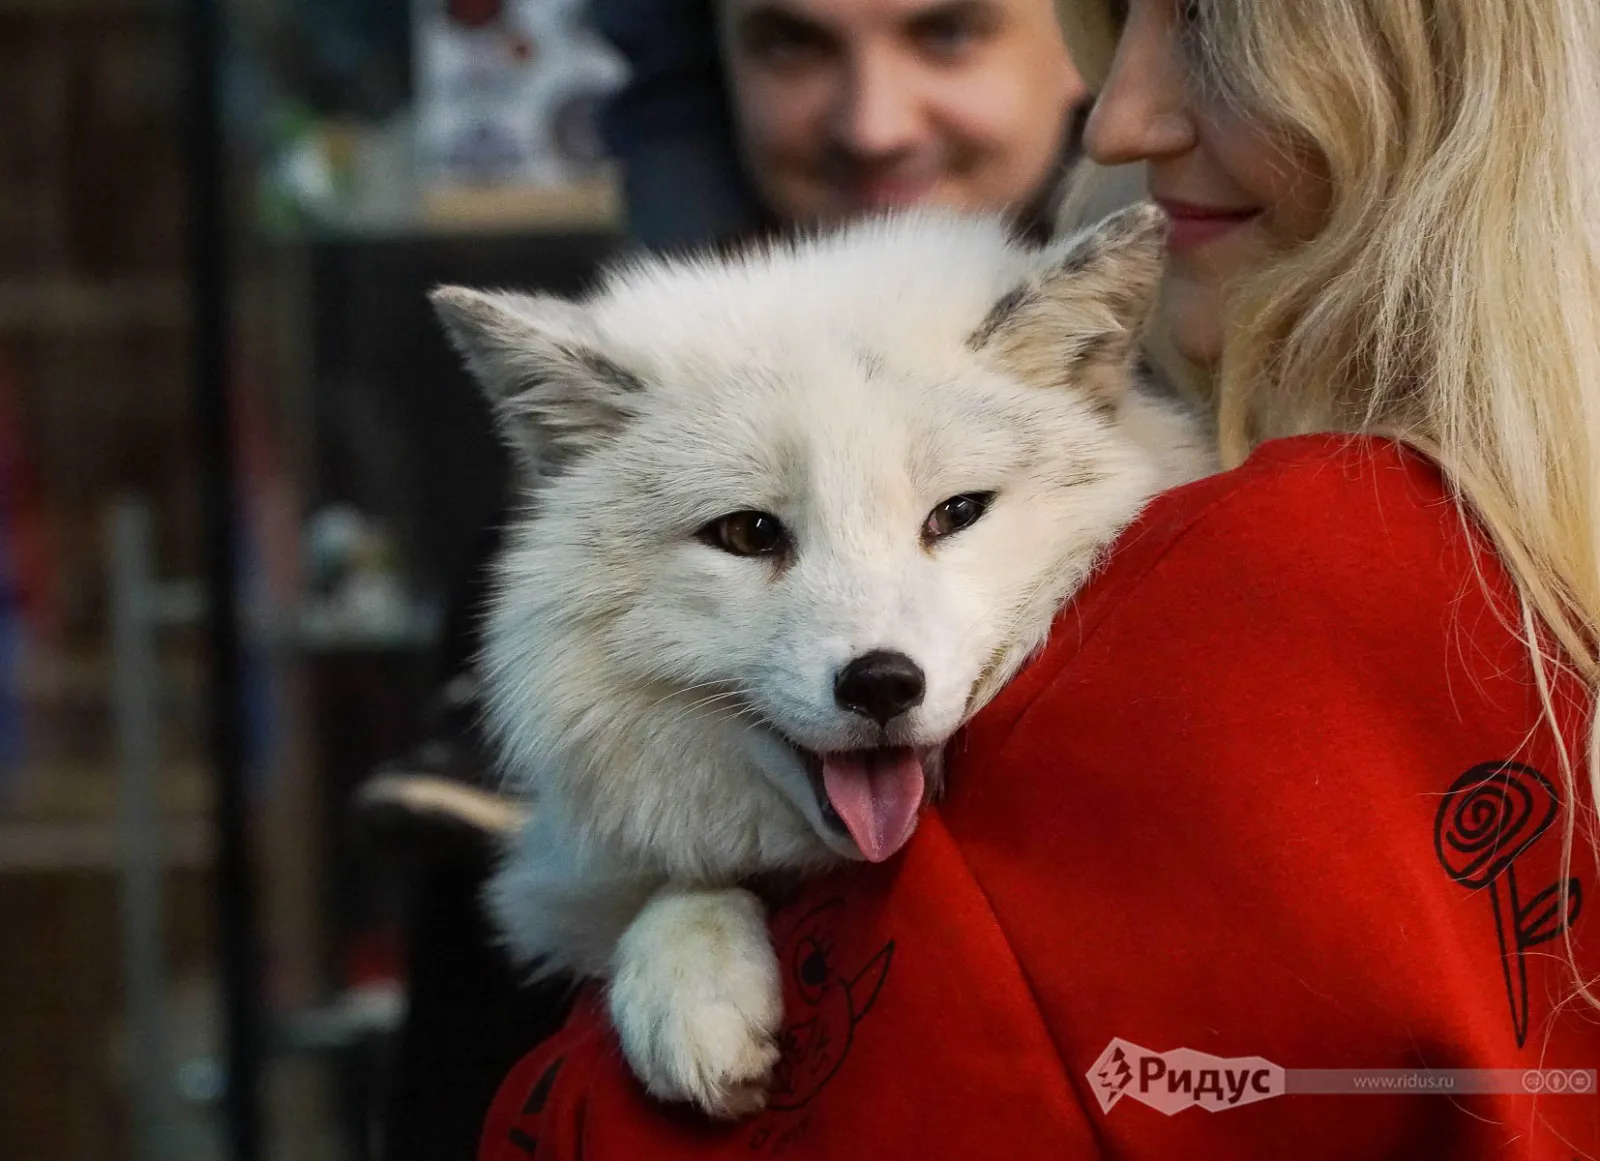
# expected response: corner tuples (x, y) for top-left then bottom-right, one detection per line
(111, 499), (179, 1161)
(181, 0), (263, 1156)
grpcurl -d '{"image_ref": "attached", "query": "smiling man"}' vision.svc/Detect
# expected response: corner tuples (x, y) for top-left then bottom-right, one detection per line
(718, 0), (1087, 225)
(593, 0), (1089, 246)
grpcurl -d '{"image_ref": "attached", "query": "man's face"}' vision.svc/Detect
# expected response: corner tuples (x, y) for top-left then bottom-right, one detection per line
(718, 0), (1086, 224)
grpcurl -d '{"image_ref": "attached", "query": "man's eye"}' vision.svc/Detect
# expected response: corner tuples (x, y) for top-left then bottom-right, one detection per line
(917, 18), (977, 57)
(911, 9), (994, 62)
(738, 15), (834, 69)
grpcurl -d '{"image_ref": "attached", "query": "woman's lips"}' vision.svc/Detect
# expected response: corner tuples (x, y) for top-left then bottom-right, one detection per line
(1156, 197), (1261, 253)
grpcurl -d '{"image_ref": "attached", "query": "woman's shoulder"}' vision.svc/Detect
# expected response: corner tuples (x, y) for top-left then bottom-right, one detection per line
(1087, 432), (1494, 648)
(976, 433), (1526, 743)
(1117, 432), (1470, 598)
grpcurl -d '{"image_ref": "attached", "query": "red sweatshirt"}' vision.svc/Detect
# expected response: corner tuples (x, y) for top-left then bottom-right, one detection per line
(479, 435), (1598, 1160)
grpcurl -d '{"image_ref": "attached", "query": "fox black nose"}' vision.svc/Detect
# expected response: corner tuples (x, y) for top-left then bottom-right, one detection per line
(834, 650), (925, 726)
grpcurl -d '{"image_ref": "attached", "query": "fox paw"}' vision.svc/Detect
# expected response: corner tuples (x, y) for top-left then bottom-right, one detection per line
(609, 887), (782, 1119)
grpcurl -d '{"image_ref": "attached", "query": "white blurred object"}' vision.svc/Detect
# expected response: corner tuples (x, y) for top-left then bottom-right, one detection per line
(413, 0), (627, 191)
(275, 138), (342, 214)
(301, 506), (435, 646)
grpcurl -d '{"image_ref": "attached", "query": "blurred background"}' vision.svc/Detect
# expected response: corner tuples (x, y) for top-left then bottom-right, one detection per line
(0, 0), (1098, 1154)
(0, 0), (624, 1157)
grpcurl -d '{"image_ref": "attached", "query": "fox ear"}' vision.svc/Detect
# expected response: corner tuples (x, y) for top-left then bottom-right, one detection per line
(968, 202), (1168, 403)
(430, 286), (644, 476)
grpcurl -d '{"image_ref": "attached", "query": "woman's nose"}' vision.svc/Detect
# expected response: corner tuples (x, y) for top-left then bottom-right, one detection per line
(1082, 7), (1197, 166)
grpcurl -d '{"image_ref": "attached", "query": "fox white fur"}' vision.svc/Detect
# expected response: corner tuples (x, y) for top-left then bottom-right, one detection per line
(431, 203), (1216, 1118)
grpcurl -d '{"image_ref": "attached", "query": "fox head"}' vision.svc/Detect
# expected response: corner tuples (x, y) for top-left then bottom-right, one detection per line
(433, 205), (1192, 875)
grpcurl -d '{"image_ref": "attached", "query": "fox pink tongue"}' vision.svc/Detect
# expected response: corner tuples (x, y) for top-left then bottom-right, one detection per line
(821, 749), (925, 862)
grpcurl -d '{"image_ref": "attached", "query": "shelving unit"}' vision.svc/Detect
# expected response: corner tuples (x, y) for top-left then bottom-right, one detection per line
(0, 812), (210, 871)
(0, 0), (626, 1155)
(418, 173), (621, 234)
(0, 1), (212, 1158)
(0, 278), (188, 332)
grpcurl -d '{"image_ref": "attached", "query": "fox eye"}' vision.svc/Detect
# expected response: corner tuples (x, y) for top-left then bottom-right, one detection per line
(922, 492), (995, 544)
(698, 510), (789, 557)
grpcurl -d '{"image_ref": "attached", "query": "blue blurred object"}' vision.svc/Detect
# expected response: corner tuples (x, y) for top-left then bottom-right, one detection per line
(590, 0), (770, 248)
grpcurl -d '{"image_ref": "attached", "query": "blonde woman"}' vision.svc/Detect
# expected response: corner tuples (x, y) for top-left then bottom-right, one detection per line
(468, 0), (1600, 1157)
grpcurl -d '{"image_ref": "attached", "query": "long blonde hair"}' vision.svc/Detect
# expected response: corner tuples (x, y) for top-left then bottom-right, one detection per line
(1061, 0), (1600, 999)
